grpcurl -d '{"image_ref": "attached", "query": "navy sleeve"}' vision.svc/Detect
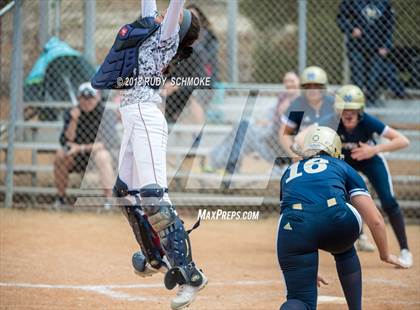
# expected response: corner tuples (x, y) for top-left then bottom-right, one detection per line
(364, 114), (387, 136)
(343, 163), (370, 198)
(59, 109), (71, 146)
(281, 98), (302, 129)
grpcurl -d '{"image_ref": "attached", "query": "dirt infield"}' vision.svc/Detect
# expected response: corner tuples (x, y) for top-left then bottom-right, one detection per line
(0, 208), (419, 309)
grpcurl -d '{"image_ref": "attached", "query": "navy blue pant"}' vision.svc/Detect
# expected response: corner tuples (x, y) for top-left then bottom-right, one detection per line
(277, 204), (361, 310)
(351, 156), (399, 216)
(348, 49), (405, 105)
(350, 155), (408, 250)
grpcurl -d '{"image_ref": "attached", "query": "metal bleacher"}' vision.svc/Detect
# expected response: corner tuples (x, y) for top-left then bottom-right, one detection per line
(0, 87), (419, 213)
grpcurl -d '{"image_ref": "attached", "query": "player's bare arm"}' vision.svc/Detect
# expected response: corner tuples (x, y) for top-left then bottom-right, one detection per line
(351, 195), (407, 268)
(351, 128), (409, 161)
(278, 123), (298, 158)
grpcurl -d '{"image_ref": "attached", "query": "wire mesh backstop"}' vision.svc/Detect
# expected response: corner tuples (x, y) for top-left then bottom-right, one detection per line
(0, 0), (419, 217)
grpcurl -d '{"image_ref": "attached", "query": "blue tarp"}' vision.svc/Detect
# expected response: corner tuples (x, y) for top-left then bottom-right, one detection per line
(25, 36), (81, 85)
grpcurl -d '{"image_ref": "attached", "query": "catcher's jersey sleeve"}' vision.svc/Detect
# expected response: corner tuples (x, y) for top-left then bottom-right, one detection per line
(141, 0), (158, 17)
(161, 0), (183, 41)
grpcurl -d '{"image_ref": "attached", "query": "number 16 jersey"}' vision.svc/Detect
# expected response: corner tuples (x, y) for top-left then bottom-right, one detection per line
(280, 154), (370, 211)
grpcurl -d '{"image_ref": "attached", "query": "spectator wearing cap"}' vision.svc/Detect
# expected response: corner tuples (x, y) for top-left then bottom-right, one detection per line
(278, 66), (338, 159)
(54, 82), (118, 208)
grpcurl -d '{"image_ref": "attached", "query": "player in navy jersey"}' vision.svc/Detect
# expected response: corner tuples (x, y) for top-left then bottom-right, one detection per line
(277, 126), (406, 310)
(279, 66), (337, 159)
(335, 85), (412, 267)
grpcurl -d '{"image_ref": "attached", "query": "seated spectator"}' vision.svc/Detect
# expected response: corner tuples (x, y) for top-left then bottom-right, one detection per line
(279, 66), (338, 159)
(54, 82), (117, 208)
(206, 72), (300, 174)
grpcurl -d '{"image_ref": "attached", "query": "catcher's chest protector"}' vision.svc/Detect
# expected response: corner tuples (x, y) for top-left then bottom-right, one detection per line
(91, 16), (160, 90)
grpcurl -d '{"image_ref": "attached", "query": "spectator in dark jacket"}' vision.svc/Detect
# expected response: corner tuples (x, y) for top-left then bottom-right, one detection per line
(54, 82), (118, 208)
(337, 0), (405, 105)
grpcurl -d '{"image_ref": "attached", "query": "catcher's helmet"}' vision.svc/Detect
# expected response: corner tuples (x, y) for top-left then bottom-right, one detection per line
(302, 126), (342, 159)
(335, 84), (366, 111)
(300, 66), (328, 86)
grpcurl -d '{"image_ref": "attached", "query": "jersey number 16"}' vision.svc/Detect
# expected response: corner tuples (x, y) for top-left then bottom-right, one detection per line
(285, 158), (329, 184)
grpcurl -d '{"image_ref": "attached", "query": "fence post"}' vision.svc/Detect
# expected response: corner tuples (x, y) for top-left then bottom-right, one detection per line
(342, 35), (350, 84)
(39, 0), (50, 47)
(54, 0), (61, 37)
(5, 0), (23, 208)
(298, 0), (307, 74)
(227, 0), (238, 83)
(84, 0), (96, 64)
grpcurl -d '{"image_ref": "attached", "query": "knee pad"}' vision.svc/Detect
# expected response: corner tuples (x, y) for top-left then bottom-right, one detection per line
(147, 201), (177, 232)
(280, 299), (311, 310)
(138, 183), (165, 214)
(139, 183), (176, 232)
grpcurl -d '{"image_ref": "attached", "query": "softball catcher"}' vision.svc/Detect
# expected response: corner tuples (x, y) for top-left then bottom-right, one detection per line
(92, 1), (207, 309)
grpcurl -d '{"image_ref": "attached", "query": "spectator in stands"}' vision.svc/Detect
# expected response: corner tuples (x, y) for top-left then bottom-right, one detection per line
(337, 0), (405, 105)
(54, 82), (117, 208)
(278, 66), (337, 159)
(206, 72), (300, 174)
(162, 4), (218, 146)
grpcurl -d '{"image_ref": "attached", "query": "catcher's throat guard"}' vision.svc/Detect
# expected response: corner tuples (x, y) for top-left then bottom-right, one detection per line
(91, 16), (160, 90)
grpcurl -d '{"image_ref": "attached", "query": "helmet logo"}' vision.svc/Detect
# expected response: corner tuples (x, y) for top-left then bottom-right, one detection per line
(307, 72), (316, 80)
(312, 134), (320, 142)
(343, 94), (353, 103)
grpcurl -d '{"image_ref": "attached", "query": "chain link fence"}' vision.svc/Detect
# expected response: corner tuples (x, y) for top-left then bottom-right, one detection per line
(0, 0), (419, 218)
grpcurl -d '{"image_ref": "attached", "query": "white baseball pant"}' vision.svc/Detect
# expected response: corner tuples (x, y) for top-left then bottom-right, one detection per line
(118, 101), (169, 191)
